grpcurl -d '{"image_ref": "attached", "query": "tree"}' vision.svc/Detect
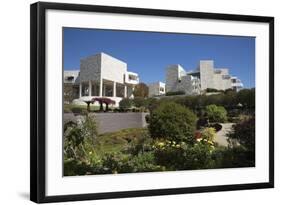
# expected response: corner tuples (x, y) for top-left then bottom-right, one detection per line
(205, 104), (227, 122)
(133, 82), (149, 98)
(237, 88), (255, 109)
(64, 84), (76, 104)
(92, 97), (116, 112)
(148, 102), (197, 144)
(228, 117), (255, 152)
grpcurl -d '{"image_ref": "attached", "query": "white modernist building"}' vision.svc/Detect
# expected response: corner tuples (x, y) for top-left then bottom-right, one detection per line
(166, 60), (243, 95)
(148, 81), (166, 97)
(64, 52), (139, 106)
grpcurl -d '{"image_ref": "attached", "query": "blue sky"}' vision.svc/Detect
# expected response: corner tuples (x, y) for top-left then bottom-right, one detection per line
(63, 28), (255, 88)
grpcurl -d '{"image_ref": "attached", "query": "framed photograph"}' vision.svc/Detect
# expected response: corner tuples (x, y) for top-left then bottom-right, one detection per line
(30, 2), (274, 203)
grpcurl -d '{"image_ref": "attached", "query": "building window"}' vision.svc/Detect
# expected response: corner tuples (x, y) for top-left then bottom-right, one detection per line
(222, 75), (231, 79)
(116, 83), (125, 97)
(73, 86), (79, 99)
(159, 87), (164, 92)
(129, 74), (137, 81)
(65, 76), (74, 82)
(82, 83), (89, 96)
(91, 83), (99, 96)
(103, 81), (113, 97)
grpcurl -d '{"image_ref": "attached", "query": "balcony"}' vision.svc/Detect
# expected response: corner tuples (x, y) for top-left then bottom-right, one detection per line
(232, 82), (243, 88)
(124, 71), (139, 85)
(64, 76), (75, 83)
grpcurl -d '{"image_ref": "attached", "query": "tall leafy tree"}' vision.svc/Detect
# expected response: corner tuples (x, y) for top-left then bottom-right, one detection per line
(133, 82), (149, 98)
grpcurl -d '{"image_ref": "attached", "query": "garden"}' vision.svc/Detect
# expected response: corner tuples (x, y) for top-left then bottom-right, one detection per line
(63, 88), (255, 176)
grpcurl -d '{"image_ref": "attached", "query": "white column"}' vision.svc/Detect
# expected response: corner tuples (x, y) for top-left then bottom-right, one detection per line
(113, 81), (116, 97)
(79, 83), (82, 98)
(103, 84), (106, 97)
(132, 86), (135, 98)
(124, 85), (127, 98)
(99, 79), (103, 97)
(88, 80), (92, 97)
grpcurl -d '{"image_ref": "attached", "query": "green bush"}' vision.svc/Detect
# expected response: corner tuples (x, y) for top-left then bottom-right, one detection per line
(146, 98), (160, 113)
(64, 159), (93, 176)
(206, 88), (222, 93)
(64, 116), (98, 161)
(123, 132), (154, 155)
(154, 142), (213, 170)
(132, 97), (147, 108)
(128, 152), (163, 172)
(211, 146), (255, 168)
(64, 106), (72, 113)
(71, 107), (84, 114)
(101, 152), (131, 174)
(101, 152), (162, 174)
(148, 102), (197, 144)
(205, 104), (227, 122)
(119, 98), (133, 110)
(196, 117), (209, 129)
(228, 117), (255, 152)
(165, 90), (185, 96)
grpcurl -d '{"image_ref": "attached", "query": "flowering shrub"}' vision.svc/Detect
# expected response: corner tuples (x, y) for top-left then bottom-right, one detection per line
(154, 141), (213, 170)
(199, 127), (216, 146)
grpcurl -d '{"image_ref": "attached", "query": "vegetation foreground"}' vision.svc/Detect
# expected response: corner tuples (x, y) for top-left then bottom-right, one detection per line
(64, 89), (255, 176)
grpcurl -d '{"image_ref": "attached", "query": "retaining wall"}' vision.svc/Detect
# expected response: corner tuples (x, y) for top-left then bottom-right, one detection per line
(64, 112), (148, 134)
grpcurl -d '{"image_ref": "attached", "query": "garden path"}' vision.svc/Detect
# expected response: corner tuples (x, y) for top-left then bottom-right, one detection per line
(214, 123), (234, 146)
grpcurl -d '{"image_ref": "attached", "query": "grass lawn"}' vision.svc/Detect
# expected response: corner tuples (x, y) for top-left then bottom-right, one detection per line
(94, 128), (149, 156)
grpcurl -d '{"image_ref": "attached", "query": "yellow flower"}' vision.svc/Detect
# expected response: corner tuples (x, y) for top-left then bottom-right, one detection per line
(157, 142), (165, 147)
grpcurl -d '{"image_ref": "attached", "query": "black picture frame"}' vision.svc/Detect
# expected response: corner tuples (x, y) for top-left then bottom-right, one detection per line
(30, 2), (274, 203)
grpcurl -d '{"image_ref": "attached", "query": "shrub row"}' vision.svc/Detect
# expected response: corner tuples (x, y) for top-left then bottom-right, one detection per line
(165, 90), (185, 96)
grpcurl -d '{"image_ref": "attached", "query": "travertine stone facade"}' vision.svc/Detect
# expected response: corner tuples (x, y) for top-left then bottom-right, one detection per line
(100, 53), (127, 84)
(64, 70), (80, 84)
(148, 81), (166, 97)
(64, 52), (139, 106)
(165, 60), (243, 95)
(199, 60), (214, 90)
(80, 54), (102, 82)
(166, 64), (201, 95)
